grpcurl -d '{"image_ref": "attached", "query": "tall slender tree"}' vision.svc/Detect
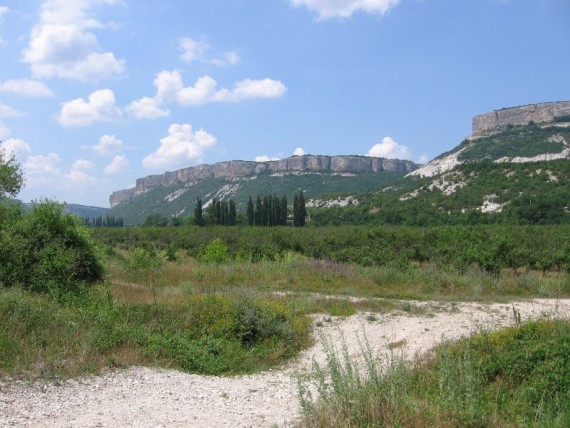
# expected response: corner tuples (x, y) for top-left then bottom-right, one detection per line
(293, 191), (307, 227)
(228, 199), (237, 226)
(247, 196), (254, 226)
(194, 197), (204, 226)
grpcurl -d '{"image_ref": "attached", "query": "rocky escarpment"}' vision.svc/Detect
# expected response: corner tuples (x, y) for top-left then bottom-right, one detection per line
(110, 155), (419, 207)
(472, 101), (570, 135)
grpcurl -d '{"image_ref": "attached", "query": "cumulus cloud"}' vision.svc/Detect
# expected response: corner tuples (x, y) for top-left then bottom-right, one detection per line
(254, 155), (280, 162)
(0, 122), (10, 140)
(179, 37), (239, 67)
(0, 102), (22, 118)
(293, 147), (306, 156)
(104, 154), (128, 174)
(143, 123), (216, 169)
(367, 136), (411, 159)
(24, 153), (61, 175)
(211, 51), (240, 67)
(58, 89), (121, 127)
(0, 79), (53, 97)
(129, 71), (286, 118)
(0, 138), (32, 159)
(82, 134), (124, 155)
(63, 158), (100, 185)
(0, 6), (8, 16)
(126, 96), (170, 119)
(291, 0), (401, 19)
(23, 0), (125, 81)
(417, 153), (430, 164)
(179, 37), (208, 63)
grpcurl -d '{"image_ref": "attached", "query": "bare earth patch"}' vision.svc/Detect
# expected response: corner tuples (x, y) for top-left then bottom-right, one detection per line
(1, 299), (569, 428)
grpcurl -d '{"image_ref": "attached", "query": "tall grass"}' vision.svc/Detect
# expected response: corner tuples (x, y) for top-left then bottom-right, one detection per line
(107, 249), (570, 303)
(298, 319), (570, 427)
(0, 286), (311, 380)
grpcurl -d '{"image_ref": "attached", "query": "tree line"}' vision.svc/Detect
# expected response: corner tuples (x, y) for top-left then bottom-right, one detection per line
(83, 215), (124, 227)
(144, 191), (307, 228)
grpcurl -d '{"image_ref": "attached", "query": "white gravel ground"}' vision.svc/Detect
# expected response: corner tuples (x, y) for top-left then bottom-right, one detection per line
(1, 298), (569, 428)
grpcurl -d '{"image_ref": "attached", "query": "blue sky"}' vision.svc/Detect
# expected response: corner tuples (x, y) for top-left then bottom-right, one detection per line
(1, 0), (569, 207)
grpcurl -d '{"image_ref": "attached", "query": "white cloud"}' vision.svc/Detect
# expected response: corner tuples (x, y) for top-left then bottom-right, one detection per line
(83, 134), (124, 155)
(58, 89), (121, 126)
(367, 136), (411, 159)
(417, 153), (430, 164)
(0, 122), (10, 140)
(293, 147), (306, 156)
(217, 78), (287, 102)
(0, 102), (22, 118)
(126, 96), (169, 119)
(143, 123), (216, 169)
(64, 158), (100, 186)
(23, 0), (125, 81)
(0, 6), (8, 17)
(0, 79), (53, 97)
(71, 158), (95, 171)
(104, 154), (128, 174)
(291, 0), (401, 19)
(179, 37), (208, 63)
(0, 138), (32, 160)
(255, 155), (280, 162)
(211, 51), (240, 67)
(179, 37), (239, 67)
(24, 153), (61, 175)
(130, 71), (286, 113)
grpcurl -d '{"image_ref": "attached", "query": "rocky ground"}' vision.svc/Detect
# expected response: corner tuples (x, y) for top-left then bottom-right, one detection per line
(1, 298), (568, 428)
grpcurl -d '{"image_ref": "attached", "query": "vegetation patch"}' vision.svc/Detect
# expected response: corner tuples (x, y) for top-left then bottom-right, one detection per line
(0, 287), (311, 379)
(299, 319), (570, 427)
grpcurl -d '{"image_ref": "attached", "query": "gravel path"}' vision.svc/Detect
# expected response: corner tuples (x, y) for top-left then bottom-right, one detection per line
(1, 298), (569, 428)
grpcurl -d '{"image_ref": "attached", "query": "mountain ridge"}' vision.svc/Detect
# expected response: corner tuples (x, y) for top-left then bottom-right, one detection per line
(110, 155), (420, 207)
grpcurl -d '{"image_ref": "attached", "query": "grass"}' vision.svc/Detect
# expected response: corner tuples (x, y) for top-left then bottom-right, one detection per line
(298, 318), (570, 427)
(107, 249), (570, 304)
(1, 245), (569, 385)
(0, 285), (311, 379)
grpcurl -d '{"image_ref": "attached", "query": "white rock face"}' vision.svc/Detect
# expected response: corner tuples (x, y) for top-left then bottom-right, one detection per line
(407, 147), (467, 178)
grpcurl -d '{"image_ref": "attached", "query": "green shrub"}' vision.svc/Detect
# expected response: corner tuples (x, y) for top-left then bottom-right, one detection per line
(200, 237), (231, 264)
(0, 201), (104, 294)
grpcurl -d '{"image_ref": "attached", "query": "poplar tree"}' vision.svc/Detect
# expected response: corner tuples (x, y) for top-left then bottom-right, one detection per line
(247, 196), (254, 226)
(194, 197), (204, 226)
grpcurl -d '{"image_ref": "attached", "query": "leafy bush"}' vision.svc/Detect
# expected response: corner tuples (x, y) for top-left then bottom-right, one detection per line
(200, 237), (231, 263)
(0, 201), (104, 294)
(122, 246), (166, 283)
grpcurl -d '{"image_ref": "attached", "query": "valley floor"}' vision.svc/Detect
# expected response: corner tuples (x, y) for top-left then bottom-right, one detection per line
(1, 298), (569, 428)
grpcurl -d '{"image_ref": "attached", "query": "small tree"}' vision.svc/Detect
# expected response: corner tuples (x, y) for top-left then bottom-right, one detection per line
(0, 149), (24, 200)
(293, 191), (306, 227)
(0, 201), (104, 294)
(247, 196), (254, 226)
(200, 238), (230, 264)
(194, 197), (204, 226)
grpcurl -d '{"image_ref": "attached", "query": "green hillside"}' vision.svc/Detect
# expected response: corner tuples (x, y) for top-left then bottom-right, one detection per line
(109, 121), (570, 226)
(311, 122), (570, 226)
(310, 159), (570, 226)
(109, 170), (404, 225)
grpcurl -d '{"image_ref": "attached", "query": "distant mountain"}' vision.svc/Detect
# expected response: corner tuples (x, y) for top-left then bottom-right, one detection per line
(309, 101), (570, 226)
(109, 155), (419, 225)
(63, 204), (109, 219)
(21, 202), (109, 219)
(109, 101), (570, 226)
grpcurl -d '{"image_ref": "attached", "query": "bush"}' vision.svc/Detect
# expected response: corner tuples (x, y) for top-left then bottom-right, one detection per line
(200, 237), (231, 264)
(0, 201), (104, 294)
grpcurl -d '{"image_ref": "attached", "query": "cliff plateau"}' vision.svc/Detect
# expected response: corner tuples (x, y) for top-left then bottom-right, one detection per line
(110, 155), (419, 208)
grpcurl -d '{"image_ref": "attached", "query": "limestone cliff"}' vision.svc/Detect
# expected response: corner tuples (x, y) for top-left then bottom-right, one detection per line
(472, 101), (570, 135)
(109, 155), (419, 207)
